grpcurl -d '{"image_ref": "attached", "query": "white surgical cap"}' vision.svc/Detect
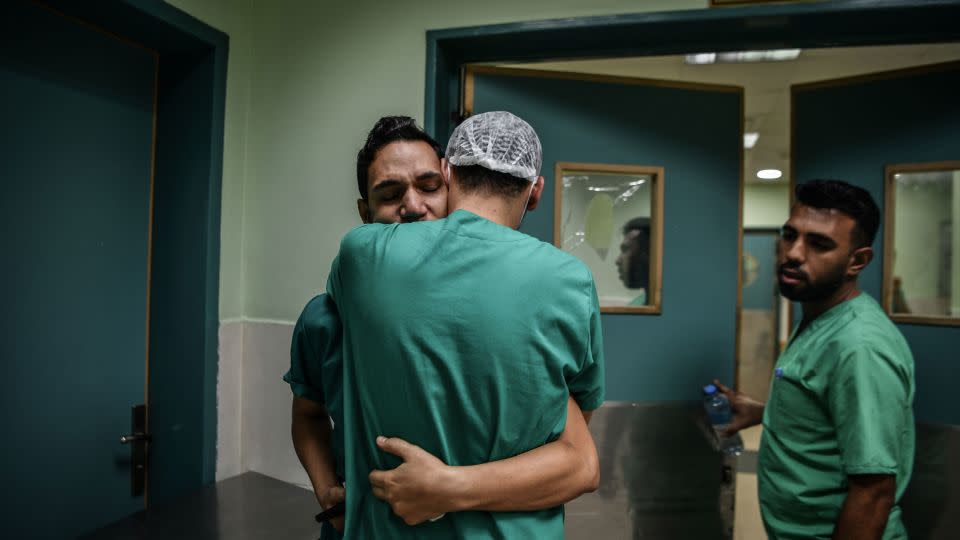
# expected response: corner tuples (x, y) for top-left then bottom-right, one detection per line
(445, 111), (542, 181)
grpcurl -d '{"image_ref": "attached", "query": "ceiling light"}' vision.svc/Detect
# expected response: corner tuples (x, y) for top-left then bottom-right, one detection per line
(757, 169), (782, 180)
(686, 49), (801, 65)
(744, 132), (759, 149)
(685, 53), (717, 65)
(628, 179), (647, 186)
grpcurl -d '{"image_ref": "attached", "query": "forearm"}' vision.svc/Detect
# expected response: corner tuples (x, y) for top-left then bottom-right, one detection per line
(832, 476), (895, 540)
(446, 397), (598, 512)
(291, 399), (340, 500)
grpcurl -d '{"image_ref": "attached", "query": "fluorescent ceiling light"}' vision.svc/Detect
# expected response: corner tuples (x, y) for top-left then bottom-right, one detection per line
(628, 179), (647, 186)
(686, 53), (717, 65)
(587, 186), (622, 192)
(685, 49), (801, 65)
(744, 132), (759, 149)
(757, 169), (782, 180)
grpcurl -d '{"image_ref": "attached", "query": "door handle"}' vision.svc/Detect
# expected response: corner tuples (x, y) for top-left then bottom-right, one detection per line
(120, 404), (150, 496)
(120, 432), (151, 444)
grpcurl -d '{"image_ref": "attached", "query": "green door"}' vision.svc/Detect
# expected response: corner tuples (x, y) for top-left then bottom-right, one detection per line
(468, 68), (743, 401)
(1, 3), (157, 537)
(792, 62), (960, 427)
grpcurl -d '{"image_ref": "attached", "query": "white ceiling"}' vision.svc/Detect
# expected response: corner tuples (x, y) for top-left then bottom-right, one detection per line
(501, 43), (960, 185)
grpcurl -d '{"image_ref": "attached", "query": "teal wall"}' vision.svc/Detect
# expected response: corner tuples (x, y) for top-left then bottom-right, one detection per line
(474, 71), (741, 401)
(794, 65), (960, 425)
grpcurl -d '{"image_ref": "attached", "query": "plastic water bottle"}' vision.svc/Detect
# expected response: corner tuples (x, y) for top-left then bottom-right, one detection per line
(703, 384), (744, 455)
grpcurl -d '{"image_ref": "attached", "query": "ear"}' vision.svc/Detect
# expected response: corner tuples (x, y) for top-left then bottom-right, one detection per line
(357, 198), (372, 224)
(526, 176), (546, 211)
(847, 246), (873, 277)
(441, 158), (450, 186)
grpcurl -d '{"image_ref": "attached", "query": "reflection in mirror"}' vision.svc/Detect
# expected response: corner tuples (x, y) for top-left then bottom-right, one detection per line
(556, 163), (663, 314)
(885, 164), (960, 324)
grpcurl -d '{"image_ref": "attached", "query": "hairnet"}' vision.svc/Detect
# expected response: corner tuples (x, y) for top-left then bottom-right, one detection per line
(445, 111), (542, 181)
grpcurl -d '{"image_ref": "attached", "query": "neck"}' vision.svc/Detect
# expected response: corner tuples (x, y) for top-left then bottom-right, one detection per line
(801, 280), (861, 324)
(449, 191), (528, 230)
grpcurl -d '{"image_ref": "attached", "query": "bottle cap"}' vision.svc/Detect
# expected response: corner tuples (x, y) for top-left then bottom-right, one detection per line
(703, 384), (718, 395)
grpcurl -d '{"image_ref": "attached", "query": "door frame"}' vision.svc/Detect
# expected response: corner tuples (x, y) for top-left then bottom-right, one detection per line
(426, 0), (960, 139)
(41, 0), (228, 500)
(740, 227), (784, 392)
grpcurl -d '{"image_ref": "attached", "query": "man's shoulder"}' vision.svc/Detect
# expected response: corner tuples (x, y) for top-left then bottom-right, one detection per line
(823, 295), (912, 367)
(518, 235), (595, 284)
(341, 221), (443, 251)
(297, 294), (340, 333)
(340, 222), (390, 250)
(845, 295), (907, 345)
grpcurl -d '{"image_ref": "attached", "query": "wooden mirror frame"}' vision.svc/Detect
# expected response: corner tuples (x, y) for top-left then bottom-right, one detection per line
(555, 162), (665, 315)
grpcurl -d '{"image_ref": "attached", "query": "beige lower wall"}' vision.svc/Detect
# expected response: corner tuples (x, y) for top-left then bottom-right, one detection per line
(217, 320), (311, 489)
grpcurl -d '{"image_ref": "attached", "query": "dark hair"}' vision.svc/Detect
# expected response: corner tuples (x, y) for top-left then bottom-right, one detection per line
(356, 116), (443, 199)
(450, 164), (530, 197)
(795, 179), (880, 248)
(622, 217), (651, 235)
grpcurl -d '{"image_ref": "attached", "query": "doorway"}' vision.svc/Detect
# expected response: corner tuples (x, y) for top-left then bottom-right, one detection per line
(0, 1), (227, 537)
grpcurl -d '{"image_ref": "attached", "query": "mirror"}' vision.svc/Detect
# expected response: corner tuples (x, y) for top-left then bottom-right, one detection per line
(555, 162), (663, 314)
(884, 162), (960, 325)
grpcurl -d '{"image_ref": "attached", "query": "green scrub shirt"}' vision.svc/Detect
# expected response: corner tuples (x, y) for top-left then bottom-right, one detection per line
(327, 209), (605, 539)
(282, 294), (345, 540)
(758, 294), (915, 540)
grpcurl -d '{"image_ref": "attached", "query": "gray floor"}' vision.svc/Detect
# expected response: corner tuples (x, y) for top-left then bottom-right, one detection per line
(83, 472), (320, 540)
(84, 415), (960, 540)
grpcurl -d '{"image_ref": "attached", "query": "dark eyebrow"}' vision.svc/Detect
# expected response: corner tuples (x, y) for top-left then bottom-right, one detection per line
(371, 179), (403, 193)
(805, 232), (837, 246)
(415, 171), (442, 182)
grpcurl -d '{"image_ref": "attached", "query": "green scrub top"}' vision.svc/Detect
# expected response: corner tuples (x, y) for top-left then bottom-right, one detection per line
(282, 294), (345, 540)
(327, 209), (606, 539)
(758, 293), (915, 540)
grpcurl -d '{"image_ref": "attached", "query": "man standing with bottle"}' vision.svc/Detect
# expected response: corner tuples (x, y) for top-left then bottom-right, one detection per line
(717, 180), (915, 540)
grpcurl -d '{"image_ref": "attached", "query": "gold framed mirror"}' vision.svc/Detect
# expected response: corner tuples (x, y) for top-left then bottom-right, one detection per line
(883, 161), (960, 326)
(555, 162), (664, 314)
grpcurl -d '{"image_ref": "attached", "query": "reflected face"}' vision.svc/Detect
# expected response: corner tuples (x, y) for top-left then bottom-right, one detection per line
(359, 141), (447, 224)
(777, 204), (857, 302)
(616, 228), (650, 289)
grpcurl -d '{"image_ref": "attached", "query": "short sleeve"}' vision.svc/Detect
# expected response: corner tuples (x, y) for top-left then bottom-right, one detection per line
(326, 251), (344, 305)
(567, 279), (606, 412)
(282, 294), (340, 404)
(828, 346), (910, 476)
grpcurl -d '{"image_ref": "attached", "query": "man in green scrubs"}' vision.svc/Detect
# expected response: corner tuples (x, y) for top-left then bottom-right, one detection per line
(286, 115), (602, 538)
(326, 111), (604, 538)
(717, 180), (915, 540)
